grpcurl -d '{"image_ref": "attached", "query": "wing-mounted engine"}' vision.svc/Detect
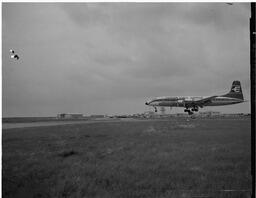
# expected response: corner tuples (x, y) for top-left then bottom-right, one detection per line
(183, 96), (217, 115)
(177, 97), (194, 107)
(177, 99), (184, 104)
(183, 97), (194, 107)
(184, 97), (193, 102)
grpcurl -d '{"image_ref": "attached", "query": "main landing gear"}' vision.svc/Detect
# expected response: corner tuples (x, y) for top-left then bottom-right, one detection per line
(154, 107), (157, 112)
(184, 106), (199, 115)
(184, 109), (193, 115)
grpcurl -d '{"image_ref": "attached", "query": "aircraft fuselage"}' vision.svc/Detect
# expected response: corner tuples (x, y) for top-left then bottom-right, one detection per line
(145, 96), (243, 108)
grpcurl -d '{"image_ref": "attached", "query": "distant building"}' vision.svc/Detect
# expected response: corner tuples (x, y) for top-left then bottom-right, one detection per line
(144, 111), (155, 118)
(199, 111), (220, 117)
(90, 115), (105, 118)
(223, 113), (247, 117)
(57, 113), (84, 119)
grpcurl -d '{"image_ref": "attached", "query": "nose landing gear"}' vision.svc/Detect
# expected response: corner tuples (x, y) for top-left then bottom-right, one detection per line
(154, 107), (157, 112)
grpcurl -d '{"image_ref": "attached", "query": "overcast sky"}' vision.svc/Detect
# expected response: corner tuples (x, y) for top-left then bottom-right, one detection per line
(2, 3), (251, 117)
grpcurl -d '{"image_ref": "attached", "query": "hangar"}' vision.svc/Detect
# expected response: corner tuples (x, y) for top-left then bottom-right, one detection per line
(57, 113), (84, 119)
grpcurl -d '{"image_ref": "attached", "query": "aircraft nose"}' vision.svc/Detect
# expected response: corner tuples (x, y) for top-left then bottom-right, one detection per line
(145, 102), (149, 105)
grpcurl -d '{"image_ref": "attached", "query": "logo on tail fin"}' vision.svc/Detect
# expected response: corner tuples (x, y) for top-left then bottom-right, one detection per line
(221, 80), (244, 100)
(231, 85), (241, 93)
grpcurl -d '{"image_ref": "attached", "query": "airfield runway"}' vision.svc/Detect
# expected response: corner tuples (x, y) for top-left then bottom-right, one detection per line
(2, 120), (89, 129)
(2, 117), (251, 198)
(2, 117), (248, 130)
(2, 118), (138, 130)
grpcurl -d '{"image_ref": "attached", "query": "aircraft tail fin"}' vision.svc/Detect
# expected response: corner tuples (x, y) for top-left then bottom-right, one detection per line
(222, 81), (244, 100)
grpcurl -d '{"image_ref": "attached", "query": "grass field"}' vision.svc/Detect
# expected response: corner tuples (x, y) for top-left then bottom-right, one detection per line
(2, 118), (251, 198)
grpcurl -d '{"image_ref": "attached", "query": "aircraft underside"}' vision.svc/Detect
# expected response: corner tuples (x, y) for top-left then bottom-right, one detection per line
(152, 104), (199, 115)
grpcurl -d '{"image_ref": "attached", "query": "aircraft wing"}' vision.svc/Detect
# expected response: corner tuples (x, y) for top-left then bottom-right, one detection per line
(193, 96), (217, 107)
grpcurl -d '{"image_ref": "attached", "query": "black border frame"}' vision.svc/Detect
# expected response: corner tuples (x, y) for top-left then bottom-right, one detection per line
(250, 2), (255, 198)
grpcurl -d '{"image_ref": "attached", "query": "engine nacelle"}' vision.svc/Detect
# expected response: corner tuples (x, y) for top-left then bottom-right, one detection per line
(184, 98), (193, 102)
(177, 99), (184, 104)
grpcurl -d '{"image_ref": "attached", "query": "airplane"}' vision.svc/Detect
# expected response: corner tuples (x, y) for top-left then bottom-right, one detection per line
(145, 81), (245, 115)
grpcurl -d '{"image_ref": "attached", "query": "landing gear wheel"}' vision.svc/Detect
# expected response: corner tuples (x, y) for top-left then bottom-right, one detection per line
(192, 107), (199, 112)
(154, 107), (157, 112)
